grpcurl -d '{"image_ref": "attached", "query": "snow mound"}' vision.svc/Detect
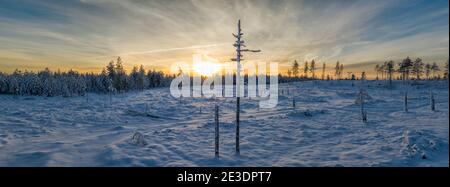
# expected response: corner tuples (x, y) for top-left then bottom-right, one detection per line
(401, 129), (442, 160)
(130, 132), (147, 147)
(287, 109), (326, 118)
(125, 109), (162, 119)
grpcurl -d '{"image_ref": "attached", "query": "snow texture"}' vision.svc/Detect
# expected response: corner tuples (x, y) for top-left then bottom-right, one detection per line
(0, 80), (448, 166)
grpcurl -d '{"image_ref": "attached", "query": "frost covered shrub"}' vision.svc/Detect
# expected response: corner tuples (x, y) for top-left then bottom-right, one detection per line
(131, 132), (147, 146)
(401, 129), (439, 160)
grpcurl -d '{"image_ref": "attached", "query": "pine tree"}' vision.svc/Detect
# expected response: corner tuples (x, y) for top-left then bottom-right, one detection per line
(386, 60), (395, 86)
(375, 64), (380, 80)
(115, 57), (127, 91)
(106, 60), (116, 81)
(310, 59), (316, 79)
(425, 63), (431, 80)
(411, 58), (424, 80)
(335, 61), (340, 80)
(398, 56), (413, 82)
(361, 71), (366, 80)
(129, 66), (139, 90)
(292, 60), (300, 78)
(303, 61), (309, 78)
(444, 60), (449, 80)
(137, 65), (146, 90)
(431, 62), (440, 80)
(322, 62), (326, 80)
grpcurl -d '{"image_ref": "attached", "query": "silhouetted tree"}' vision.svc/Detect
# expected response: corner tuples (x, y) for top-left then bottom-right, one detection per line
(335, 61), (340, 80)
(322, 62), (326, 80)
(292, 60), (300, 78)
(411, 58), (424, 80)
(444, 60), (449, 80)
(431, 62), (440, 80)
(303, 61), (309, 78)
(398, 56), (413, 83)
(386, 60), (395, 86)
(375, 64), (380, 80)
(310, 59), (316, 79)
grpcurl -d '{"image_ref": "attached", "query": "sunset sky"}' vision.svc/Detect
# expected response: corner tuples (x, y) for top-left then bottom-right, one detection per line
(0, 0), (448, 77)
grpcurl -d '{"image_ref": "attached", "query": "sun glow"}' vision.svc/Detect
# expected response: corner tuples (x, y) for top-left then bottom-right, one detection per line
(193, 61), (221, 76)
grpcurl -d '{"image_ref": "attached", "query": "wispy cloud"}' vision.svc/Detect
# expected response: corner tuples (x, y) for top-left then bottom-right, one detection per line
(0, 0), (448, 73)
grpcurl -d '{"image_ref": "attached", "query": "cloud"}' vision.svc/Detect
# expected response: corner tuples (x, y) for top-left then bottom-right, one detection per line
(0, 0), (448, 73)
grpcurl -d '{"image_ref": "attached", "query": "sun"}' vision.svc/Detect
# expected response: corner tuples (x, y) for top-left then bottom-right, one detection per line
(193, 61), (221, 76)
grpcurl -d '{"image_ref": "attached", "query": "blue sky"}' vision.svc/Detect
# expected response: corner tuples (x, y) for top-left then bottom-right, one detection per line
(0, 0), (448, 74)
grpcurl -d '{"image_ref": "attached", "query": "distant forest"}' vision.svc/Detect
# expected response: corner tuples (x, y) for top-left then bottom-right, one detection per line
(285, 57), (449, 81)
(0, 57), (173, 97)
(0, 56), (448, 97)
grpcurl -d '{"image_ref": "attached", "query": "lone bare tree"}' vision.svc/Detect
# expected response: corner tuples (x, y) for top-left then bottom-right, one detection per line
(231, 19), (260, 155)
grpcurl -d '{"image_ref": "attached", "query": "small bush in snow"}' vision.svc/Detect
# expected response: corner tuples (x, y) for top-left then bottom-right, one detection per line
(131, 132), (147, 146)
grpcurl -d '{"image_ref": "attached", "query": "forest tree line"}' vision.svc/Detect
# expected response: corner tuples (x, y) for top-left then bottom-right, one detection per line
(1, 56), (448, 97)
(285, 57), (449, 82)
(374, 57), (448, 82)
(286, 60), (346, 80)
(0, 57), (174, 97)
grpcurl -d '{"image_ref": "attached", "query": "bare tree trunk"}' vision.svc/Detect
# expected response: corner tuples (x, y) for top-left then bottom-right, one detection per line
(215, 104), (219, 158)
(430, 91), (435, 111)
(236, 97), (240, 155)
(404, 91), (408, 112)
(389, 73), (392, 87)
(360, 92), (367, 123)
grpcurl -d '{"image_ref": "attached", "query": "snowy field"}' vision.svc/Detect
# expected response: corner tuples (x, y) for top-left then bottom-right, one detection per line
(0, 80), (448, 167)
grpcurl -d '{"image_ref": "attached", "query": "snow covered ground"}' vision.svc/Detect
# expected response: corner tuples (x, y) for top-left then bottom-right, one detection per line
(0, 80), (448, 166)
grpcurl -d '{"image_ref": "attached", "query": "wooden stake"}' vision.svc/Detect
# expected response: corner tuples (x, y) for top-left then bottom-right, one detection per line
(404, 91), (408, 112)
(430, 91), (435, 111)
(215, 104), (219, 158)
(293, 97), (296, 108)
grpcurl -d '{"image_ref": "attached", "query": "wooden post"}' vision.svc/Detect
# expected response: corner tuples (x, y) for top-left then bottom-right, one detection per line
(363, 110), (367, 123)
(215, 104), (219, 158)
(359, 90), (367, 123)
(360, 94), (364, 122)
(430, 91), (435, 111)
(404, 91), (408, 112)
(293, 97), (296, 108)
